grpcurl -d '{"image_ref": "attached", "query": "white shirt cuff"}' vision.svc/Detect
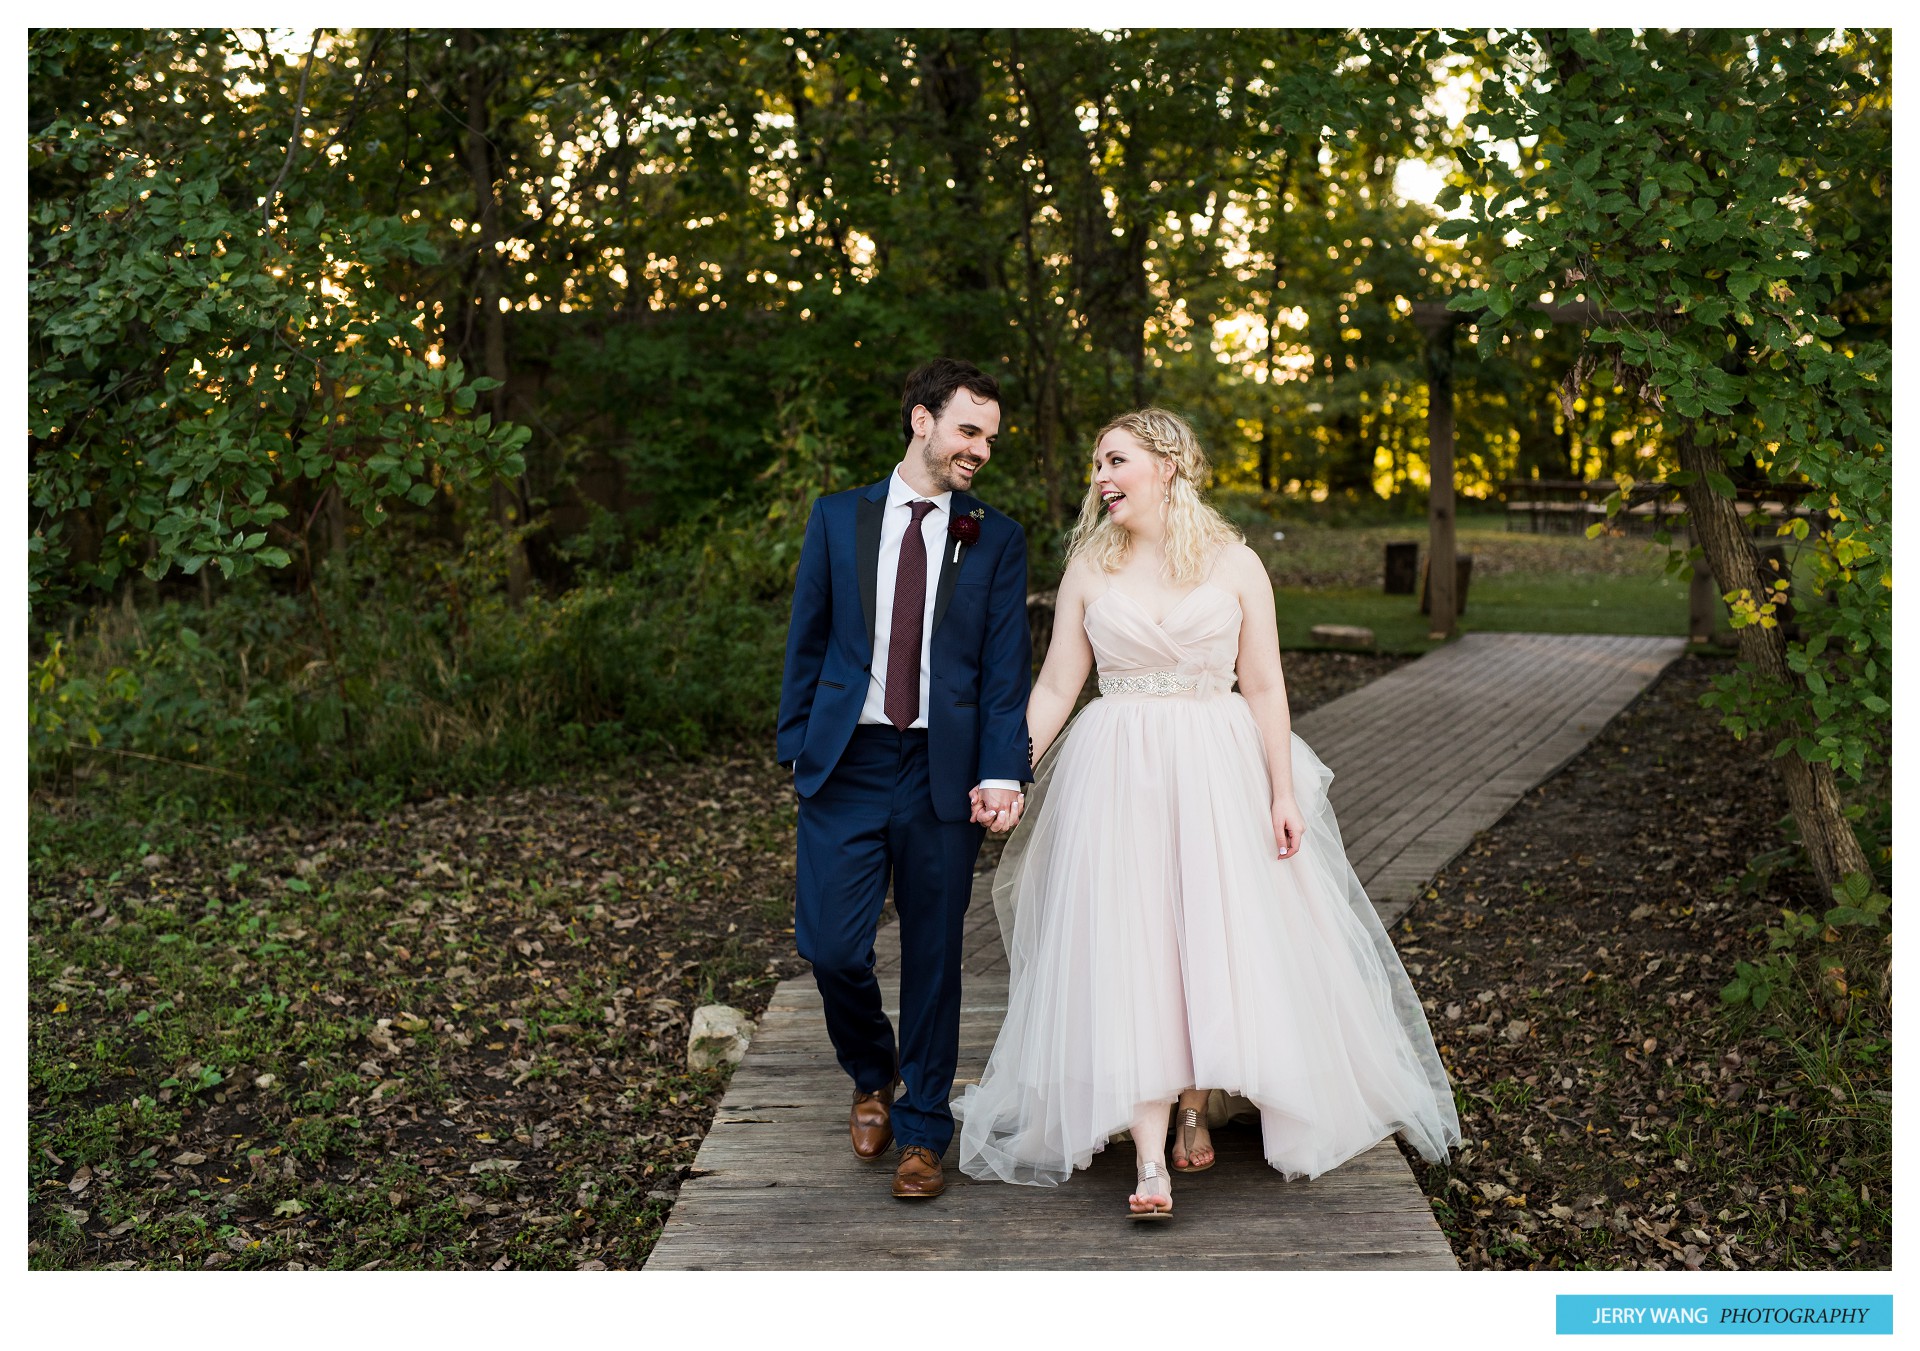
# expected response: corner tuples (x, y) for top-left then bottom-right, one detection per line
(977, 779), (1023, 793)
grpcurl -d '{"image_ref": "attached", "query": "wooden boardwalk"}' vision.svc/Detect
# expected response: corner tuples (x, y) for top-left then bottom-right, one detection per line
(1297, 632), (1688, 925)
(647, 632), (1686, 1270)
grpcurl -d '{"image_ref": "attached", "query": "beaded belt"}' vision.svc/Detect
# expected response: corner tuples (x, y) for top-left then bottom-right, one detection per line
(1098, 670), (1199, 696)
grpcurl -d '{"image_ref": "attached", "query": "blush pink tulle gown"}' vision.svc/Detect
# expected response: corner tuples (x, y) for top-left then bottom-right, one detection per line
(951, 582), (1461, 1185)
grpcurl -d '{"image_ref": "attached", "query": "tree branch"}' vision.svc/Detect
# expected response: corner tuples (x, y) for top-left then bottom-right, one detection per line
(319, 29), (388, 162)
(263, 29), (325, 234)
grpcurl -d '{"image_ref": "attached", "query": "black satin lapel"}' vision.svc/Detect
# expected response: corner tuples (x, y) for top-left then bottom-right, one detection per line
(931, 493), (974, 634)
(856, 491), (884, 653)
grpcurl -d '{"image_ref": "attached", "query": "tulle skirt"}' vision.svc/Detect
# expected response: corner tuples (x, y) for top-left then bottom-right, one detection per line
(951, 690), (1460, 1185)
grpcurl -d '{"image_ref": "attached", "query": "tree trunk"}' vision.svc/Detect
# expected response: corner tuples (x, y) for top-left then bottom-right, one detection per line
(1257, 153), (1294, 494)
(922, 37), (989, 294)
(1258, 310), (1280, 492)
(1008, 45), (1068, 530)
(1676, 426), (1870, 895)
(325, 482), (347, 562)
(1258, 253), (1285, 491)
(1423, 323), (1457, 638)
(458, 29), (530, 605)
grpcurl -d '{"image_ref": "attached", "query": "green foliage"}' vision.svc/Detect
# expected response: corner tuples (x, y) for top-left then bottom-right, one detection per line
(1446, 29), (1891, 788)
(28, 32), (527, 609)
(1824, 871), (1892, 932)
(26, 27), (1576, 616)
(26, 28), (1894, 808)
(29, 509), (798, 804)
(1720, 872), (1891, 1015)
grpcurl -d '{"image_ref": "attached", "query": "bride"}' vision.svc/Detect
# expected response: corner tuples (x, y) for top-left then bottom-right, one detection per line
(951, 408), (1459, 1219)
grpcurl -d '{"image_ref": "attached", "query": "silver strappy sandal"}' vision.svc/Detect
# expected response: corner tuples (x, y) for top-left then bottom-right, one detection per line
(1128, 1159), (1173, 1221)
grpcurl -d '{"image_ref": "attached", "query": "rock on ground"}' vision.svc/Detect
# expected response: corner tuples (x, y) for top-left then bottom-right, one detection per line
(687, 1004), (755, 1072)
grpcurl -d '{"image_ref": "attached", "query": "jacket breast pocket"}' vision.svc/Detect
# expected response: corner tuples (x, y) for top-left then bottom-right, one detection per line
(817, 678), (846, 690)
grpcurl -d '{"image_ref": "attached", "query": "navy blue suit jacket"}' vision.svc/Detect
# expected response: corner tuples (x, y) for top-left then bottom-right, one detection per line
(777, 476), (1032, 822)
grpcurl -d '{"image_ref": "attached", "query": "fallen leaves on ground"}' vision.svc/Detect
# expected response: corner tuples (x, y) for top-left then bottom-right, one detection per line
(1398, 657), (1890, 1271)
(29, 752), (807, 1270)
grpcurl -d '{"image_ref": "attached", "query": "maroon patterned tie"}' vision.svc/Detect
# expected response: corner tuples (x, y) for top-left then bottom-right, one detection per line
(886, 500), (937, 730)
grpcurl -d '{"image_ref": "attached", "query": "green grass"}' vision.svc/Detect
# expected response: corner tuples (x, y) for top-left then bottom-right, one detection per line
(1275, 571), (1692, 652)
(1259, 512), (1706, 653)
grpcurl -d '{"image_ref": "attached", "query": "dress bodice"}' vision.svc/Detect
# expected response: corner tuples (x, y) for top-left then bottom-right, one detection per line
(1084, 583), (1241, 699)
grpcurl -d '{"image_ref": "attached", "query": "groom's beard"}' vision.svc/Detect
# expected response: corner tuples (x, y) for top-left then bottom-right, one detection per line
(922, 443), (984, 495)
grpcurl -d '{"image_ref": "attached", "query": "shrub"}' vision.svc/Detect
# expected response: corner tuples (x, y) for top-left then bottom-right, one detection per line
(29, 507), (801, 809)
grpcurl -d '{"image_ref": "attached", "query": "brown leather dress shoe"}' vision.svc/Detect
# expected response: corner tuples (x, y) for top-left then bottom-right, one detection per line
(891, 1145), (946, 1199)
(849, 1079), (897, 1161)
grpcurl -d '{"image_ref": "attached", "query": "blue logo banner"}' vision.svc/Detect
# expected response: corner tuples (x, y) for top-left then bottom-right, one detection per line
(1556, 1295), (1892, 1335)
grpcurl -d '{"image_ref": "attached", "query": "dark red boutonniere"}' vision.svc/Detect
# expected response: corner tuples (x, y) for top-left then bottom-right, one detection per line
(948, 508), (984, 562)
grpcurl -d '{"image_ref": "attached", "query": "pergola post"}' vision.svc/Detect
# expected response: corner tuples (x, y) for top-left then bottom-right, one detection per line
(1423, 320), (1458, 640)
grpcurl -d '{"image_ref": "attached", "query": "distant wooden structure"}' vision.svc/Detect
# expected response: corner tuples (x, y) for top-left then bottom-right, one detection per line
(1500, 478), (1675, 535)
(1501, 478), (1823, 538)
(1383, 541), (1420, 595)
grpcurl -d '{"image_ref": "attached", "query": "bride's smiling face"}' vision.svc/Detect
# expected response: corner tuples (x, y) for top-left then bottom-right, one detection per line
(1092, 429), (1172, 531)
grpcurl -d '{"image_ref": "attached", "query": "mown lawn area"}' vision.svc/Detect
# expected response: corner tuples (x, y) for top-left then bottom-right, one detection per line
(1252, 512), (1703, 653)
(1272, 572), (1692, 652)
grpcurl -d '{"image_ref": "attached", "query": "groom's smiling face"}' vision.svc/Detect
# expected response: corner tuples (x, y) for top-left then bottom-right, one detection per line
(914, 387), (1001, 495)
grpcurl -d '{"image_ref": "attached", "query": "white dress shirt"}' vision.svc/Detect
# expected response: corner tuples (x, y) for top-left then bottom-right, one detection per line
(860, 470), (1020, 792)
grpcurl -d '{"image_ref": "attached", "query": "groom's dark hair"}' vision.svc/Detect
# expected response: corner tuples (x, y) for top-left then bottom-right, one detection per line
(901, 358), (1000, 444)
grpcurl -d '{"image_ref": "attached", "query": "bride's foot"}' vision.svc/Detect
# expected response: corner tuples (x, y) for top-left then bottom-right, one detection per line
(1128, 1160), (1173, 1220)
(1171, 1103), (1215, 1173)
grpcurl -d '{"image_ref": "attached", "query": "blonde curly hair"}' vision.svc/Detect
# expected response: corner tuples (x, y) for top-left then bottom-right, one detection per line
(1065, 407), (1243, 584)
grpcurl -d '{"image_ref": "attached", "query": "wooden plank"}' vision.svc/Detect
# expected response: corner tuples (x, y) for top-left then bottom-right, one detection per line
(1344, 679), (1674, 890)
(1338, 647), (1631, 859)
(1303, 635), (1683, 900)
(1308, 632), (1633, 784)
(651, 1131), (1450, 1270)
(655, 974), (1457, 1271)
(1351, 639), (1677, 846)
(1322, 639), (1597, 834)
(1295, 635), (1576, 802)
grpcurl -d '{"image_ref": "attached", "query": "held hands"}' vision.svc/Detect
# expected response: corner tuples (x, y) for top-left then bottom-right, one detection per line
(1272, 794), (1305, 860)
(970, 785), (1026, 835)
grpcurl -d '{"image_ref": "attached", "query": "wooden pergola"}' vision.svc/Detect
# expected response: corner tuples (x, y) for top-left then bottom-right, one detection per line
(1408, 298), (1624, 640)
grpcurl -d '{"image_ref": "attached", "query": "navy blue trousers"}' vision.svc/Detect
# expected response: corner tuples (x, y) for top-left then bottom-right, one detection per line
(794, 727), (982, 1155)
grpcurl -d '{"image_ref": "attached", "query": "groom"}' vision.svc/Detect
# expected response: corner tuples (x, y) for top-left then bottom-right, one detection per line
(777, 357), (1031, 1199)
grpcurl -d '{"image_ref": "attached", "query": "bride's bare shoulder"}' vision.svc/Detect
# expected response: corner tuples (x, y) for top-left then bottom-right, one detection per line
(1056, 553), (1103, 603)
(1213, 541), (1270, 588)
